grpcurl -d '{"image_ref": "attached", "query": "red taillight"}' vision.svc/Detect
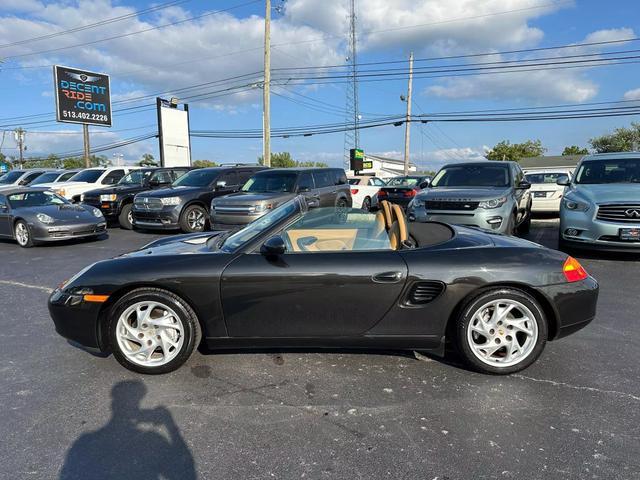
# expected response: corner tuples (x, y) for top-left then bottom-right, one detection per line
(377, 189), (387, 197)
(351, 188), (359, 195)
(403, 189), (418, 198)
(563, 256), (588, 282)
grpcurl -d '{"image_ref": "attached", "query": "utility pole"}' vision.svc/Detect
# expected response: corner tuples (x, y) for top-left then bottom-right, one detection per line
(262, 0), (271, 167)
(403, 52), (413, 175)
(14, 128), (26, 168)
(343, 0), (359, 170)
(82, 124), (91, 167)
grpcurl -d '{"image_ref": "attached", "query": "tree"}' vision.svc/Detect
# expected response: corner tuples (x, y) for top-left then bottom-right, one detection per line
(138, 153), (158, 167)
(258, 152), (328, 168)
(589, 122), (640, 153)
(192, 160), (218, 168)
(562, 145), (589, 156)
(485, 140), (546, 162)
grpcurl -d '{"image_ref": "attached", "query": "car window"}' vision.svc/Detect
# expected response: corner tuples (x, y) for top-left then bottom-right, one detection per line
(312, 171), (333, 188)
(431, 165), (510, 188)
(281, 207), (392, 253)
(332, 170), (347, 185)
(347, 178), (361, 186)
(7, 190), (69, 208)
(171, 169), (189, 181)
(173, 169), (220, 187)
(120, 170), (151, 185)
(150, 171), (173, 184)
(236, 169), (256, 184)
(102, 169), (125, 185)
(69, 169), (105, 183)
(242, 172), (298, 193)
(59, 171), (77, 182)
(297, 173), (314, 191)
(575, 159), (640, 184)
(386, 177), (420, 187)
(525, 172), (570, 184)
(0, 195), (7, 209)
(24, 172), (44, 184)
(216, 171), (238, 187)
(0, 171), (23, 184)
(30, 172), (60, 185)
(369, 178), (385, 186)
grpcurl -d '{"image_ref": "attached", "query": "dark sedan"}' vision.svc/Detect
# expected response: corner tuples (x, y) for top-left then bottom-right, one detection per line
(377, 175), (431, 208)
(0, 188), (107, 247)
(49, 196), (597, 375)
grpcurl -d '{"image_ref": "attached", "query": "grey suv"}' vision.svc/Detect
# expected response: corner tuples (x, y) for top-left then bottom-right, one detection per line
(406, 161), (532, 235)
(211, 168), (352, 229)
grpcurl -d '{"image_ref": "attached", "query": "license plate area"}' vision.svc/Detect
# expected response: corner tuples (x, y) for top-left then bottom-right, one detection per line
(534, 192), (547, 198)
(620, 228), (640, 241)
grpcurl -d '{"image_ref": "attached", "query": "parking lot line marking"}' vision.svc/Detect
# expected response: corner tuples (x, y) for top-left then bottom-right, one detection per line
(513, 374), (640, 402)
(0, 280), (53, 294)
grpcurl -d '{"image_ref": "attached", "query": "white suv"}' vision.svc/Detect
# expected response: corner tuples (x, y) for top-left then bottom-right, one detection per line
(39, 166), (140, 202)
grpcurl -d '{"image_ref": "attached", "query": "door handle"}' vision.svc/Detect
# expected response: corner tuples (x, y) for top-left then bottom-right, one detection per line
(372, 271), (403, 283)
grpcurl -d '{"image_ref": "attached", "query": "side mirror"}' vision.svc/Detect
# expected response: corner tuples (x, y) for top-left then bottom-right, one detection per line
(306, 197), (320, 208)
(260, 235), (286, 256)
(297, 186), (310, 193)
(215, 180), (227, 189)
(149, 179), (161, 187)
(419, 181), (429, 189)
(18, 179), (29, 186)
(517, 180), (531, 190)
(556, 179), (570, 186)
(0, 204), (7, 212)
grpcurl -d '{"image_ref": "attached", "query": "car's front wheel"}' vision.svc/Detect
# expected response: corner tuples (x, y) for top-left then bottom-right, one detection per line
(180, 205), (207, 233)
(455, 288), (547, 374)
(118, 203), (133, 230)
(14, 220), (34, 248)
(108, 288), (202, 374)
(362, 196), (372, 211)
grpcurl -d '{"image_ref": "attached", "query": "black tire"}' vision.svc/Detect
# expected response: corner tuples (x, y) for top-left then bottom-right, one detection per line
(362, 196), (372, 211)
(108, 288), (202, 374)
(518, 210), (531, 234)
(454, 288), (548, 375)
(505, 213), (517, 236)
(14, 220), (34, 248)
(179, 204), (208, 233)
(118, 203), (133, 230)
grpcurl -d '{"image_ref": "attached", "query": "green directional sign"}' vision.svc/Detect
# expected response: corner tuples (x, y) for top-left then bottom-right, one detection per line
(350, 148), (371, 171)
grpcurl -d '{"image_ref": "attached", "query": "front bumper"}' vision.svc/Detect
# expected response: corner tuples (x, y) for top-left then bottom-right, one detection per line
(536, 275), (599, 340)
(531, 197), (561, 213)
(132, 206), (181, 230)
(48, 289), (104, 349)
(31, 221), (107, 242)
(83, 199), (119, 218)
(407, 205), (510, 233)
(211, 211), (265, 227)
(560, 207), (640, 251)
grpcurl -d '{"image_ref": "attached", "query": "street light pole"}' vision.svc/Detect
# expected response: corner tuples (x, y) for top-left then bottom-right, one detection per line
(403, 51), (413, 176)
(262, 0), (271, 167)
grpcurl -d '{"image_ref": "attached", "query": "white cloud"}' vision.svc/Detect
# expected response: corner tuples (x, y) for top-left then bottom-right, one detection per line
(582, 27), (635, 44)
(623, 88), (640, 101)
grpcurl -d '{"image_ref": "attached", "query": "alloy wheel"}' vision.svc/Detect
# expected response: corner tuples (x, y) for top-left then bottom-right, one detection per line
(115, 301), (185, 367)
(466, 299), (539, 368)
(187, 209), (205, 231)
(15, 223), (30, 246)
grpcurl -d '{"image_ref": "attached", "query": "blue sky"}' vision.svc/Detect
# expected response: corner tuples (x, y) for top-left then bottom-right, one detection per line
(0, 0), (639, 171)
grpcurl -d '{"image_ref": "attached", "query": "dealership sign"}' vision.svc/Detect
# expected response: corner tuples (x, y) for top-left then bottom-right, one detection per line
(53, 65), (112, 127)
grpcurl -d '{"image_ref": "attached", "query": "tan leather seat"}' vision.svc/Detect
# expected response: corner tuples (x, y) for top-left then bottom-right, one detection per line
(388, 204), (408, 250)
(373, 211), (386, 237)
(379, 200), (393, 230)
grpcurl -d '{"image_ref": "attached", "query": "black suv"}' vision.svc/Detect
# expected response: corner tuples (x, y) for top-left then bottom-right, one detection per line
(82, 167), (190, 229)
(211, 167), (352, 229)
(132, 165), (267, 233)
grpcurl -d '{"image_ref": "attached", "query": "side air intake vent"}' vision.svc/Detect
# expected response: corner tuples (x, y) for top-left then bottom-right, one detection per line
(406, 281), (445, 305)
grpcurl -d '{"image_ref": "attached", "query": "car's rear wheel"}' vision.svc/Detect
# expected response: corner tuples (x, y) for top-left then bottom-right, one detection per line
(455, 288), (547, 374)
(118, 203), (133, 230)
(108, 288), (201, 374)
(14, 220), (34, 248)
(362, 196), (372, 211)
(180, 205), (207, 233)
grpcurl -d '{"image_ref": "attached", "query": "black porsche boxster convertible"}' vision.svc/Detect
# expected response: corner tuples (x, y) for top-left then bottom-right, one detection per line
(49, 196), (598, 375)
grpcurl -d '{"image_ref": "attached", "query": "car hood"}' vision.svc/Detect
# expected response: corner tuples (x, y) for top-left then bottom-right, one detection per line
(139, 186), (205, 198)
(213, 191), (294, 205)
(567, 183), (640, 203)
(418, 187), (511, 201)
(124, 231), (227, 256)
(17, 204), (99, 222)
(85, 184), (143, 196)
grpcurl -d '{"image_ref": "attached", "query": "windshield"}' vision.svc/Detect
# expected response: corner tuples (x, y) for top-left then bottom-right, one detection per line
(0, 171), (24, 184)
(525, 172), (570, 184)
(30, 172), (60, 185)
(68, 169), (105, 183)
(386, 177), (421, 187)
(242, 172), (297, 193)
(575, 159), (640, 184)
(119, 170), (152, 186)
(7, 190), (69, 208)
(220, 199), (299, 252)
(431, 165), (510, 188)
(173, 169), (219, 187)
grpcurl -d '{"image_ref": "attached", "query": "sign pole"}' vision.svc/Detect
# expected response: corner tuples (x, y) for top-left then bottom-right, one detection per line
(82, 124), (90, 167)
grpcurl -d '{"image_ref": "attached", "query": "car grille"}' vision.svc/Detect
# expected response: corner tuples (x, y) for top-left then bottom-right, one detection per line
(596, 204), (640, 223)
(82, 195), (100, 206)
(134, 197), (163, 210)
(406, 281), (445, 305)
(425, 200), (479, 211)
(214, 205), (256, 214)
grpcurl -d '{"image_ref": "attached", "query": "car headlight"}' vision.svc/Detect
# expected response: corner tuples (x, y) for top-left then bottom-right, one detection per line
(563, 198), (590, 212)
(410, 199), (425, 209)
(254, 203), (274, 213)
(100, 194), (117, 202)
(57, 189), (66, 197)
(479, 196), (508, 209)
(160, 196), (180, 206)
(36, 213), (55, 224)
(92, 207), (103, 218)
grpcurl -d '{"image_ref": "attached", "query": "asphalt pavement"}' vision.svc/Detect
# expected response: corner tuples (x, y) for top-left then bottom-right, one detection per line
(0, 219), (638, 479)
